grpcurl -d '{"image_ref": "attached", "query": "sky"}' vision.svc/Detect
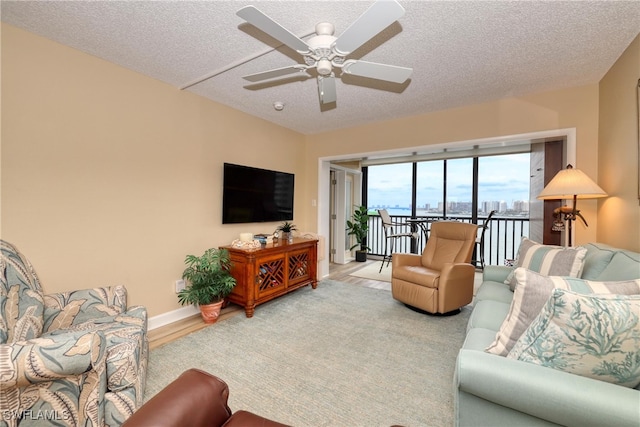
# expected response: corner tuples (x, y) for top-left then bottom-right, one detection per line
(367, 153), (530, 208)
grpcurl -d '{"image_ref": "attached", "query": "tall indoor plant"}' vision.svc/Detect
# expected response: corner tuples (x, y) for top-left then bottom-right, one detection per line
(346, 205), (370, 262)
(178, 248), (237, 324)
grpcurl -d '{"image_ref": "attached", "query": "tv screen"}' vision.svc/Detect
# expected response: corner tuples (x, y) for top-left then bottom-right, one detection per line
(222, 163), (294, 224)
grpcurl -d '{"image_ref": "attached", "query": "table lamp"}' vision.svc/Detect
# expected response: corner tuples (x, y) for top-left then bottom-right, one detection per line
(537, 164), (607, 246)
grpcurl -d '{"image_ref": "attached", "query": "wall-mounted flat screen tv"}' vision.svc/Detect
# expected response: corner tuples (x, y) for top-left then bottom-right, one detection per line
(222, 163), (294, 224)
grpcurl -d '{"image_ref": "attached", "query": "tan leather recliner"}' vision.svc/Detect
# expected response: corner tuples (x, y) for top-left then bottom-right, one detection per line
(391, 221), (478, 314)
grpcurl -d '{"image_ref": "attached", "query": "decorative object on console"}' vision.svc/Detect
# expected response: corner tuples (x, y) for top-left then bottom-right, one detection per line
(231, 239), (261, 249)
(178, 248), (237, 324)
(537, 164), (607, 246)
(253, 233), (270, 246)
(276, 221), (297, 242)
(239, 232), (253, 242)
(346, 205), (370, 262)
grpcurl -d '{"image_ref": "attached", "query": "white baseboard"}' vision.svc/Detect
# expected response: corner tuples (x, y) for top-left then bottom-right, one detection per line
(148, 305), (199, 331)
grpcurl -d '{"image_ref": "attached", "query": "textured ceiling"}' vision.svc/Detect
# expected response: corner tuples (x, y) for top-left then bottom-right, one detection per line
(2, 1), (639, 135)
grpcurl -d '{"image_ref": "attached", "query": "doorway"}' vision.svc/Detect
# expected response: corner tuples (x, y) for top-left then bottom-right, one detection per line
(329, 165), (362, 265)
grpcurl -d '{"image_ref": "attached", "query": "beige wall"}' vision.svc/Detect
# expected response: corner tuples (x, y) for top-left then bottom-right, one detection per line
(598, 34), (640, 251)
(1, 25), (307, 317)
(304, 85), (602, 247)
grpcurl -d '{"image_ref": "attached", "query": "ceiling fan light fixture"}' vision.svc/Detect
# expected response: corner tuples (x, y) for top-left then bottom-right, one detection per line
(317, 59), (332, 76)
(315, 22), (335, 36)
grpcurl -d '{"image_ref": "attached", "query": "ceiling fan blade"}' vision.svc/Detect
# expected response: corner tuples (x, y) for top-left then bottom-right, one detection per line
(317, 75), (337, 104)
(237, 6), (311, 54)
(242, 65), (310, 82)
(333, 0), (406, 56)
(341, 59), (412, 84)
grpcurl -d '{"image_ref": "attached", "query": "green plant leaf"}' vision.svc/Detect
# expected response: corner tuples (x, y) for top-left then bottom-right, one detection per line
(345, 205), (370, 252)
(276, 221), (297, 232)
(179, 248), (237, 305)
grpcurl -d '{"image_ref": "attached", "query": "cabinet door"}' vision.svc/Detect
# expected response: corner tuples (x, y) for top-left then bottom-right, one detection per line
(255, 253), (287, 299)
(287, 248), (312, 286)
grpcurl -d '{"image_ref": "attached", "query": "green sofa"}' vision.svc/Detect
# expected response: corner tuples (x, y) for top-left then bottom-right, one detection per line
(455, 243), (640, 427)
(0, 240), (148, 426)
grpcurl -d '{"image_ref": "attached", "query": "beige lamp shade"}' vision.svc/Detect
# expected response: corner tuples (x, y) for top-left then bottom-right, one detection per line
(537, 165), (608, 200)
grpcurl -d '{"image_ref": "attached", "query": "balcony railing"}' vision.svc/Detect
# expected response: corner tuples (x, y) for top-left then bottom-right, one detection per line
(366, 213), (529, 267)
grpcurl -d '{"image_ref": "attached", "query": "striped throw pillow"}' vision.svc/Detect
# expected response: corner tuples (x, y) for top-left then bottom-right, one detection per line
(505, 238), (587, 290)
(485, 268), (640, 356)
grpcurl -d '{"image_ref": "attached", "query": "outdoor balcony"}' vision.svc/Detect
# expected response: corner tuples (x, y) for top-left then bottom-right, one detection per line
(366, 213), (529, 267)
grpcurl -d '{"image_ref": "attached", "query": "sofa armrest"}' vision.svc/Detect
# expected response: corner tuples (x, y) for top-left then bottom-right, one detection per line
(1, 330), (105, 388)
(482, 265), (512, 283)
(43, 285), (128, 331)
(123, 369), (232, 427)
(456, 349), (640, 427)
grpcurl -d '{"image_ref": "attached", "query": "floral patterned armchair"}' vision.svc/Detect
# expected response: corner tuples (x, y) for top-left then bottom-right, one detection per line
(0, 240), (148, 426)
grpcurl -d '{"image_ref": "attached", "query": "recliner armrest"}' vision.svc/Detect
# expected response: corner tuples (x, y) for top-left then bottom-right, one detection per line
(438, 263), (476, 312)
(392, 253), (422, 268)
(439, 263), (475, 285)
(124, 369), (290, 427)
(123, 369), (233, 427)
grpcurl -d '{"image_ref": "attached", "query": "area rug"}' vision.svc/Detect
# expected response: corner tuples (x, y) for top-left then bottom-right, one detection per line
(348, 261), (392, 282)
(145, 280), (470, 427)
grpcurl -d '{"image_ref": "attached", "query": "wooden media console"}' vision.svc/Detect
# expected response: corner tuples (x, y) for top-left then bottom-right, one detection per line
(221, 237), (318, 318)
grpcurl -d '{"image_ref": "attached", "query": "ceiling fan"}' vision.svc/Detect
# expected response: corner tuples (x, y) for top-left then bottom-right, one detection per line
(236, 0), (413, 106)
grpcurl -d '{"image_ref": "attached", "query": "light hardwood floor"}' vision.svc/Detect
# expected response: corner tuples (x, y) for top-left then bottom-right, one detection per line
(148, 260), (389, 349)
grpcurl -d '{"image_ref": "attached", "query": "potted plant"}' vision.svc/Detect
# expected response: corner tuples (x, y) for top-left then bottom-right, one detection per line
(276, 221), (297, 242)
(346, 205), (370, 262)
(178, 248), (237, 324)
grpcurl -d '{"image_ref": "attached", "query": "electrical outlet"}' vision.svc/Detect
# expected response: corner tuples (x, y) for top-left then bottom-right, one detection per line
(175, 279), (186, 293)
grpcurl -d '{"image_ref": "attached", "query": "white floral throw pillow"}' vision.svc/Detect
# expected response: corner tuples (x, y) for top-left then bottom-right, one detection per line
(507, 289), (640, 388)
